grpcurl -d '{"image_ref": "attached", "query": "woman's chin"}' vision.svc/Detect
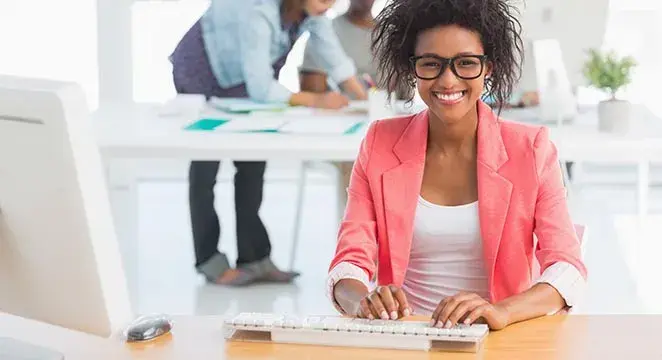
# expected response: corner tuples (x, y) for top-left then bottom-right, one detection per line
(430, 105), (469, 124)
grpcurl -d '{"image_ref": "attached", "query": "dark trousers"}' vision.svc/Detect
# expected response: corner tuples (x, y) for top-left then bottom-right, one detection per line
(172, 73), (272, 276)
(188, 160), (271, 267)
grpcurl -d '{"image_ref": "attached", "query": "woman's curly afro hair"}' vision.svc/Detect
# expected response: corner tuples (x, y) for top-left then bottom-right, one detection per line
(372, 0), (524, 111)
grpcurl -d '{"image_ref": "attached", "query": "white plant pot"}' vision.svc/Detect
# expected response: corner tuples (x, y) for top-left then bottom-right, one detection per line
(598, 99), (630, 134)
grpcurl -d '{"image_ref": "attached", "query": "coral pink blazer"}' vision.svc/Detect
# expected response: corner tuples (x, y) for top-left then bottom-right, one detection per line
(329, 101), (587, 303)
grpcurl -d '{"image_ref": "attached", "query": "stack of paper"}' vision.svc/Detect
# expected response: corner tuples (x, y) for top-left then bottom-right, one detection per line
(278, 117), (363, 135)
(159, 94), (206, 117)
(213, 118), (288, 132)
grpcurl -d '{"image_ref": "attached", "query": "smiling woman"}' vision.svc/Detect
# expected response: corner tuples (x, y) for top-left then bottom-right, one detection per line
(328, 0), (587, 331)
(372, 0), (523, 116)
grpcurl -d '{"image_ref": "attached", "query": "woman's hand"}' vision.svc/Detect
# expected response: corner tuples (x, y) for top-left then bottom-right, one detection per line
(431, 292), (510, 330)
(313, 92), (349, 109)
(356, 285), (413, 320)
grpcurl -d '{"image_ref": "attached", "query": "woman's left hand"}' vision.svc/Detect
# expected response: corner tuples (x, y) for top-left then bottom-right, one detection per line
(430, 292), (510, 330)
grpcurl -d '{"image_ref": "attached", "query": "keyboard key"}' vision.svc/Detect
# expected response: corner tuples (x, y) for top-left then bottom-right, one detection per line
(448, 328), (461, 337)
(404, 326), (417, 335)
(322, 318), (348, 331)
(397, 326), (409, 334)
(345, 323), (360, 332)
(358, 324), (371, 332)
(305, 316), (321, 325)
(366, 320), (394, 326)
(273, 320), (285, 328)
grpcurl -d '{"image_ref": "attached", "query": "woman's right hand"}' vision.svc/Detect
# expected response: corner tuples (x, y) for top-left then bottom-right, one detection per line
(356, 285), (413, 320)
(313, 92), (349, 109)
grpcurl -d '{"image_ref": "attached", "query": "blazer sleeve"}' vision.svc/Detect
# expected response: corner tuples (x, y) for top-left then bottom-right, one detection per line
(532, 127), (588, 279)
(328, 120), (380, 280)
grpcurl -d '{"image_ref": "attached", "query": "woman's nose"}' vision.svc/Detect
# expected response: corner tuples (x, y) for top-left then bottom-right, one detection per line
(435, 65), (461, 87)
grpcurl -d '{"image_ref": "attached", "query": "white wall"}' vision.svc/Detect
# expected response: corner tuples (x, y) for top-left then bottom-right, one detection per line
(0, 0), (99, 109)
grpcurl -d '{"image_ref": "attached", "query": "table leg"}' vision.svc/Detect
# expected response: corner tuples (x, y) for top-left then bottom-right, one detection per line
(561, 161), (572, 198)
(104, 157), (140, 302)
(289, 161), (308, 271)
(637, 161), (650, 217)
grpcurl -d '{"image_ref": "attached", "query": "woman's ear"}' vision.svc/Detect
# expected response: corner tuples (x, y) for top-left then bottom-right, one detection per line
(485, 61), (494, 79)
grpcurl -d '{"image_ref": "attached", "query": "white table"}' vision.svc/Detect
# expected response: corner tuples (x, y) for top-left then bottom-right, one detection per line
(93, 101), (661, 284)
(506, 105), (662, 216)
(95, 104), (367, 161)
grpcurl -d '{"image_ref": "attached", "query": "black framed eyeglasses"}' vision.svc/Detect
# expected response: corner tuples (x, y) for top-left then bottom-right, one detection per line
(409, 54), (488, 80)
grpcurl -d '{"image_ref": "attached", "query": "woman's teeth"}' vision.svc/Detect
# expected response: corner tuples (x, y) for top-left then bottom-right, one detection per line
(435, 91), (465, 101)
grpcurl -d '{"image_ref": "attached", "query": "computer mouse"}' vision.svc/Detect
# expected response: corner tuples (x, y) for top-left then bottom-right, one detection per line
(124, 314), (173, 342)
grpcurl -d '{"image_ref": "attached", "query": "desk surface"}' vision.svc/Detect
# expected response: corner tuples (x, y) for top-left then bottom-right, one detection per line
(2, 313), (661, 359)
(92, 102), (662, 163)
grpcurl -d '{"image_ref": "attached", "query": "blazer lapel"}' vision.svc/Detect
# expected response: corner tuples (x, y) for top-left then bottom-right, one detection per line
(382, 111), (428, 285)
(475, 102), (513, 301)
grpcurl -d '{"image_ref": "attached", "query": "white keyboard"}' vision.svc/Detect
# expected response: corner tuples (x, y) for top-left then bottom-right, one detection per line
(223, 313), (489, 352)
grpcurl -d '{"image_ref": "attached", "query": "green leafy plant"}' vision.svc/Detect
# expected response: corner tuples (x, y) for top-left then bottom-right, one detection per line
(583, 49), (636, 100)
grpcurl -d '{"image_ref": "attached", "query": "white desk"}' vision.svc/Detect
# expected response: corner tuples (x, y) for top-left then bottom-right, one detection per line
(95, 102), (662, 163)
(93, 101), (661, 285)
(94, 103), (367, 161)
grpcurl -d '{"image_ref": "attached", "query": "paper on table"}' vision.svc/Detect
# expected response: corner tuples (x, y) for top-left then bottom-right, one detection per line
(283, 101), (368, 117)
(159, 94), (206, 116)
(209, 97), (289, 113)
(214, 117), (288, 132)
(346, 100), (369, 113)
(278, 117), (362, 135)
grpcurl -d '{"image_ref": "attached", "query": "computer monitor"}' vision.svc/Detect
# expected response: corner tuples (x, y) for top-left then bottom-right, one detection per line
(0, 75), (133, 337)
(518, 0), (609, 88)
(531, 38), (578, 123)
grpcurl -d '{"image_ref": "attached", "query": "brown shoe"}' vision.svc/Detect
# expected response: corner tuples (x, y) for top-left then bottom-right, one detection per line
(256, 258), (300, 283)
(214, 258), (299, 286)
(215, 268), (260, 286)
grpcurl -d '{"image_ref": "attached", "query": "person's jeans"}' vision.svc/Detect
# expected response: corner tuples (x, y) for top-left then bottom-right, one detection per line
(188, 161), (271, 281)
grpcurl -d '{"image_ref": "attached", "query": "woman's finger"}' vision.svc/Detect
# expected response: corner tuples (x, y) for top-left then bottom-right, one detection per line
(358, 298), (372, 319)
(437, 293), (480, 327)
(377, 286), (398, 319)
(368, 291), (389, 320)
(431, 297), (448, 327)
(463, 304), (489, 325)
(390, 286), (412, 317)
(446, 299), (485, 328)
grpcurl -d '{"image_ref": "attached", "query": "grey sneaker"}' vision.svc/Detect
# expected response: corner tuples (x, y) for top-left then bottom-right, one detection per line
(214, 258), (299, 286)
(253, 258), (300, 283)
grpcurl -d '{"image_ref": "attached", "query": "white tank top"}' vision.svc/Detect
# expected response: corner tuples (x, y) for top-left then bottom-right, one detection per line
(401, 196), (489, 315)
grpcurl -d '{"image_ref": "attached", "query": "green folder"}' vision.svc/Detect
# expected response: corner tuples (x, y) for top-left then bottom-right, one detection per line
(344, 122), (365, 135)
(184, 118), (229, 131)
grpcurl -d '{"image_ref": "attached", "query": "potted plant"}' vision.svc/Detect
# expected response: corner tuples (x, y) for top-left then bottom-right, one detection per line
(582, 49), (637, 133)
